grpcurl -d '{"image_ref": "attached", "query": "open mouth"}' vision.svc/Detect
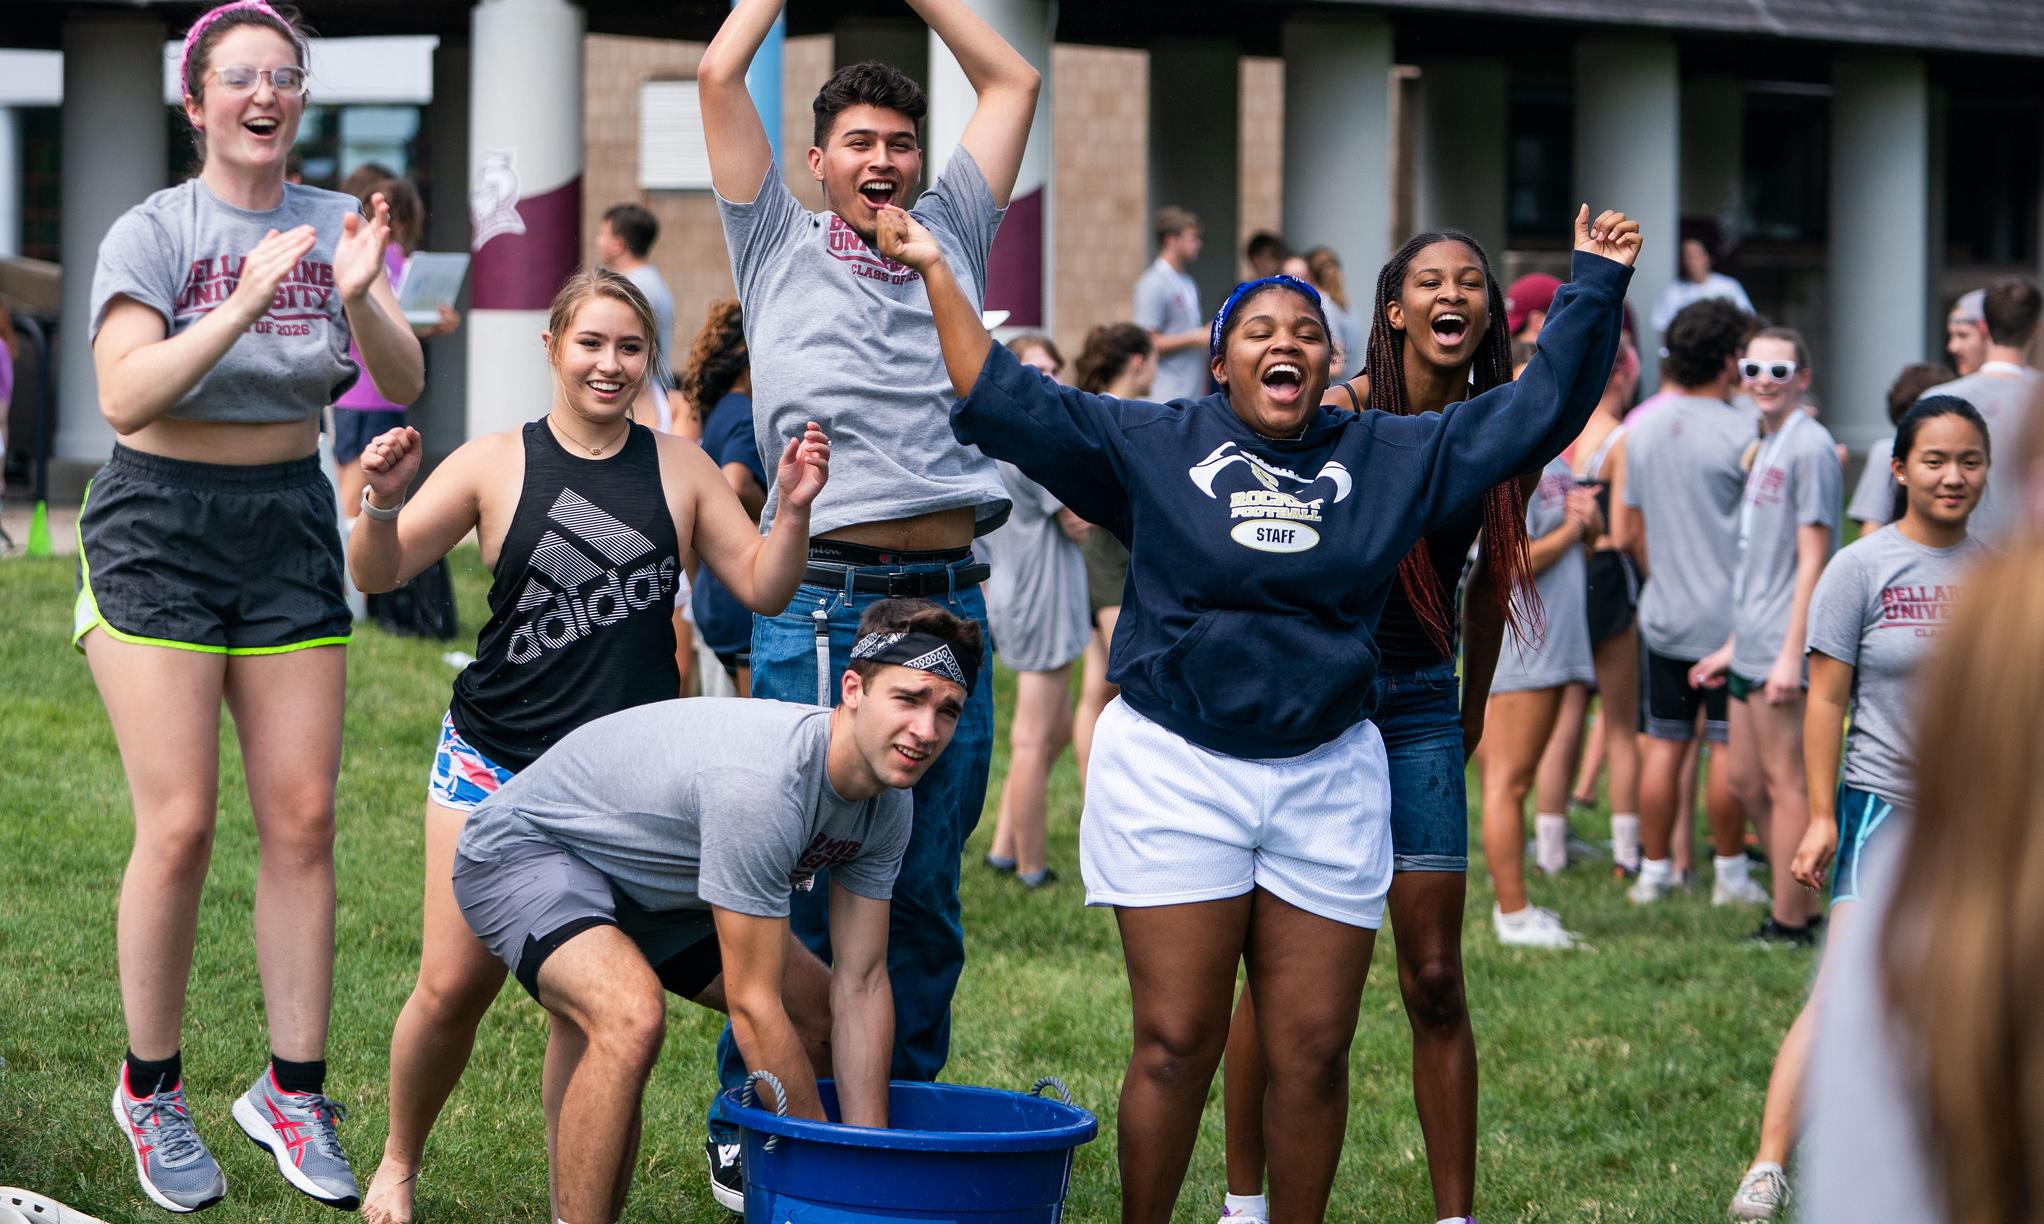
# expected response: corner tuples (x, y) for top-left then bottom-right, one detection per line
(858, 179), (898, 209)
(586, 379), (624, 399)
(243, 117), (281, 138)
(1430, 313), (1469, 346)
(893, 744), (929, 768)
(1260, 361), (1304, 405)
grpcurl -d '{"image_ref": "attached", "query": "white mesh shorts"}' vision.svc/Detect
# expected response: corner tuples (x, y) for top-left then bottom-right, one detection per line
(1080, 698), (1394, 929)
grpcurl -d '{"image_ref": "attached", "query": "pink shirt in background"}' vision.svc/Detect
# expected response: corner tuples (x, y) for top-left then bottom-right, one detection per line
(332, 245), (407, 411)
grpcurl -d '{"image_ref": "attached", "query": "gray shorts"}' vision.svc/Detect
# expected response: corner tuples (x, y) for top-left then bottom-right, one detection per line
(452, 835), (722, 1001)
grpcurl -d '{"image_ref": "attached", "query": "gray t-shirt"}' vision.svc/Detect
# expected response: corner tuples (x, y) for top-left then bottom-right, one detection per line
(455, 699), (912, 918)
(1805, 527), (1988, 809)
(1921, 365), (2041, 546)
(623, 263), (677, 389)
(1730, 413), (1841, 680)
(90, 178), (361, 424)
(717, 152), (1009, 537)
(1623, 394), (1757, 657)
(1131, 257), (1206, 401)
(1491, 456), (1594, 693)
(978, 459), (1089, 673)
(1847, 434), (1896, 527)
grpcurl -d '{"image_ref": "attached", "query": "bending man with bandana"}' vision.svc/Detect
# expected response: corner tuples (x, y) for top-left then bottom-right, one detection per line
(448, 598), (981, 1223)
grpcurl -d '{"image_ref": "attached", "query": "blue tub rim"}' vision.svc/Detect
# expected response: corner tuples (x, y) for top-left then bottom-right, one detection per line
(710, 1079), (1098, 1154)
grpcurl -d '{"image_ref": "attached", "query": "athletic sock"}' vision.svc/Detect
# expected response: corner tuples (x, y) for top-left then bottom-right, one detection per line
(1610, 813), (1641, 871)
(1715, 853), (1752, 887)
(1638, 857), (1673, 885)
(1223, 1192), (1267, 1220)
(270, 1054), (327, 1096)
(125, 1049), (182, 1098)
(1534, 813), (1568, 874)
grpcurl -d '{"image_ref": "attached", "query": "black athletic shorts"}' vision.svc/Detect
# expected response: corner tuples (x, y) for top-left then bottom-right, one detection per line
(331, 408), (406, 464)
(1639, 646), (1729, 744)
(74, 446), (351, 655)
(1584, 549), (1639, 645)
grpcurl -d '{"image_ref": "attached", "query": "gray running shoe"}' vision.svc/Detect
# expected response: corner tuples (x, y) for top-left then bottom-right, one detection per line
(111, 1070), (227, 1213)
(1728, 1161), (1789, 1220)
(230, 1070), (359, 1210)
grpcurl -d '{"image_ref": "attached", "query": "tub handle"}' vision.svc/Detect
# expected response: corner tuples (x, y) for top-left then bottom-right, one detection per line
(743, 1069), (790, 1153)
(1029, 1076), (1073, 1105)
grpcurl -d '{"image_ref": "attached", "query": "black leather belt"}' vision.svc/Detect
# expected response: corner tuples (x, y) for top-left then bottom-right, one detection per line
(803, 561), (990, 596)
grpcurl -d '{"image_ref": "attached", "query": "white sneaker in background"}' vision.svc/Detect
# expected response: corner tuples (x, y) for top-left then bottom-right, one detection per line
(1628, 858), (1674, 904)
(1712, 855), (1771, 907)
(1727, 1161), (1789, 1219)
(1492, 904), (1583, 950)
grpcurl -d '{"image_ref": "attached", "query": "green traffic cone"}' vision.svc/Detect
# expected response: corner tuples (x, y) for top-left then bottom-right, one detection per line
(25, 500), (52, 557)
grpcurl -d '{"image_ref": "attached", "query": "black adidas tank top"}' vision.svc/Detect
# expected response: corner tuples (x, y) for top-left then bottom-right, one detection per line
(449, 420), (681, 770)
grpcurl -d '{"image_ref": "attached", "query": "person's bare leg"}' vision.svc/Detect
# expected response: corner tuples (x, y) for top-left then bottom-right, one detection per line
(1221, 984), (1268, 1198)
(1115, 896), (1252, 1224)
(226, 646), (346, 1063)
(542, 1012), (585, 1219)
(1596, 627), (1642, 817)
(988, 782), (1016, 863)
(1674, 736), (1701, 872)
(86, 633), (228, 1063)
(1243, 889), (1376, 1224)
(672, 609), (697, 698)
(1536, 683), (1590, 818)
(1723, 698), (1769, 858)
(1751, 696), (1815, 928)
(1073, 610), (1119, 787)
(1569, 707), (1606, 806)
(1005, 666), (1074, 876)
(1704, 736), (1745, 860)
(1481, 689), (1563, 914)
(535, 927), (666, 1224)
(364, 800), (511, 1224)
(1387, 872), (1476, 1218)
(1753, 901), (1855, 1167)
(1638, 734), (1689, 863)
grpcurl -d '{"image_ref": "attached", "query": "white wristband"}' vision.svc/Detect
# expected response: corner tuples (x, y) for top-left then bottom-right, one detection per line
(360, 487), (405, 521)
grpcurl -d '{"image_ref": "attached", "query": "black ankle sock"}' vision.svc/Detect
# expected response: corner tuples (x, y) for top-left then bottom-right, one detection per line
(125, 1049), (182, 1098)
(270, 1054), (326, 1096)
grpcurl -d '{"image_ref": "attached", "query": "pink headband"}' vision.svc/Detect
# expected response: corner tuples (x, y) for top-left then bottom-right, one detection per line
(178, 1), (296, 96)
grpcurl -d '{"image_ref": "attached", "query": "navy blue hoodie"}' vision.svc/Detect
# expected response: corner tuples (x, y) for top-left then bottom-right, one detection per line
(951, 251), (1630, 759)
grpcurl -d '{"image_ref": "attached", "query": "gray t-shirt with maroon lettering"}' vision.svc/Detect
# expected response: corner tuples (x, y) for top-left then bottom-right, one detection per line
(456, 698), (911, 918)
(717, 152), (1009, 537)
(1730, 414), (1841, 680)
(1805, 528), (1989, 808)
(90, 178), (361, 423)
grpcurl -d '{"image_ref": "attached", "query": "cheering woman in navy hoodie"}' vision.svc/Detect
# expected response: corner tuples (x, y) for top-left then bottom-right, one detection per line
(879, 204), (1639, 1223)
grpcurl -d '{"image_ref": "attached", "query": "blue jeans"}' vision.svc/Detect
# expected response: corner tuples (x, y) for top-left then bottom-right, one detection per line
(1371, 662), (1469, 873)
(711, 566), (995, 1133)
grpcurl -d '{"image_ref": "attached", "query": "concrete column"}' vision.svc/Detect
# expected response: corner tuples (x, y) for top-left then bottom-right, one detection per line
(0, 109), (20, 258)
(928, 0), (1053, 331)
(1576, 36), (1679, 389)
(1680, 76), (1744, 232)
(466, 0), (583, 442)
(1829, 54), (1930, 451)
(410, 34), (470, 462)
(57, 14), (167, 468)
(1283, 15), (1394, 290)
(1413, 56), (1506, 258)
(1149, 39), (1238, 310)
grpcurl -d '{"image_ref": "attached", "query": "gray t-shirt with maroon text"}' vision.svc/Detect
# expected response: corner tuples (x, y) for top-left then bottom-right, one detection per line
(456, 698), (911, 918)
(1731, 413), (1842, 680)
(90, 178), (361, 424)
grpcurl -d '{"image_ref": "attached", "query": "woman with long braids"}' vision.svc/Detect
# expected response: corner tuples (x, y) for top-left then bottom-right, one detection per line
(1218, 229), (1536, 1224)
(878, 200), (1637, 1223)
(84, 2), (422, 1209)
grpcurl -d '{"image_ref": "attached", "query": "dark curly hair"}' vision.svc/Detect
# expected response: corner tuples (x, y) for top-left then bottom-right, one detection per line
(1365, 230), (1536, 654)
(813, 61), (926, 150)
(1662, 297), (1752, 389)
(680, 299), (748, 413)
(1074, 323), (1154, 394)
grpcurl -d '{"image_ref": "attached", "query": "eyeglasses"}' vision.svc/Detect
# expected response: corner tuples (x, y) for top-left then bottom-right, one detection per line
(211, 64), (307, 96)
(1740, 359), (1798, 382)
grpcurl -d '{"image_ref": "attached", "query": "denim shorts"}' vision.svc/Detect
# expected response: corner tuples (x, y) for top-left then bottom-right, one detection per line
(1371, 662), (1468, 873)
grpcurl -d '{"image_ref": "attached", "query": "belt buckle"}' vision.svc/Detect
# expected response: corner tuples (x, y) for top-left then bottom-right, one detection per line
(885, 570), (920, 597)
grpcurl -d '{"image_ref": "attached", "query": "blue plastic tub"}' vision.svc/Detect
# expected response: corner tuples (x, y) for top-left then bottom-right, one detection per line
(709, 1076), (1098, 1222)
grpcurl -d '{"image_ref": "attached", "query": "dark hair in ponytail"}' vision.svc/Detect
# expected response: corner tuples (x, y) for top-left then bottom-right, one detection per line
(1890, 394), (1990, 524)
(1365, 229), (1537, 652)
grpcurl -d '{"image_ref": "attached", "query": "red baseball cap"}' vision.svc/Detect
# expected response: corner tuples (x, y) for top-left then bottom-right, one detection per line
(1506, 273), (1562, 337)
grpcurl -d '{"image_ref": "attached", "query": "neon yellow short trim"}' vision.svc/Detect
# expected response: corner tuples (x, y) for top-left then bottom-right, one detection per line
(71, 477), (352, 657)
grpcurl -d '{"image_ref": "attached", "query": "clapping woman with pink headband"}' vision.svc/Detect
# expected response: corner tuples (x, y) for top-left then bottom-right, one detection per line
(83, 2), (421, 1210)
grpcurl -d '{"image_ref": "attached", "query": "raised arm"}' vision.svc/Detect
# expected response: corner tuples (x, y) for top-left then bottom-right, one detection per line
(910, 0), (1040, 206)
(337, 192), (424, 407)
(697, 0), (782, 202)
(348, 425), (493, 592)
(687, 423), (830, 613)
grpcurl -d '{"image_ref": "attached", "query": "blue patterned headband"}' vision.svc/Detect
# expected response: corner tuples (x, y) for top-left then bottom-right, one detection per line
(1209, 275), (1325, 361)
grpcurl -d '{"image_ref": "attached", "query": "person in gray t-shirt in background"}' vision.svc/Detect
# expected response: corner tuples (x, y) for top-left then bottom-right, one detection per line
(452, 599), (981, 1222)
(1620, 296), (1760, 906)
(597, 203), (685, 435)
(1916, 275), (2042, 546)
(1847, 362), (1955, 534)
(697, 0), (1039, 1187)
(1131, 205), (1210, 401)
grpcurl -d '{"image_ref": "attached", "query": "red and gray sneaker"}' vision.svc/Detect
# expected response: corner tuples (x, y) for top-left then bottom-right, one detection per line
(230, 1069), (358, 1210)
(111, 1068), (227, 1213)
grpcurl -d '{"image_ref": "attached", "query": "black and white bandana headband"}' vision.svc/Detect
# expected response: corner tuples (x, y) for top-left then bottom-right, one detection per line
(851, 631), (978, 694)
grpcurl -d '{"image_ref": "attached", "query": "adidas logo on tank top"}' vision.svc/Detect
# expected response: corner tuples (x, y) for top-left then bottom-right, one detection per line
(507, 488), (678, 664)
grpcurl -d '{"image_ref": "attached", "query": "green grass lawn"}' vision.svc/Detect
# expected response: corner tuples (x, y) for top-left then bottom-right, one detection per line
(0, 549), (1808, 1221)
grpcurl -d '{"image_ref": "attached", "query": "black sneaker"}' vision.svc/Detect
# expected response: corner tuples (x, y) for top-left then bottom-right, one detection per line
(1747, 916), (1817, 948)
(705, 1137), (744, 1213)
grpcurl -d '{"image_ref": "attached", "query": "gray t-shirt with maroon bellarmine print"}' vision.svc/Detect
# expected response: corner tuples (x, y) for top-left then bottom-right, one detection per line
(90, 178), (362, 424)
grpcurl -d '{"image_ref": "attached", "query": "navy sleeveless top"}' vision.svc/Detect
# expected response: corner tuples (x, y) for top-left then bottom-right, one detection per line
(449, 420), (681, 770)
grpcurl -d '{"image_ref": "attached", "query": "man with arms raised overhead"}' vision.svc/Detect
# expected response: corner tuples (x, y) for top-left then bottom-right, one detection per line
(694, 0), (1038, 1207)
